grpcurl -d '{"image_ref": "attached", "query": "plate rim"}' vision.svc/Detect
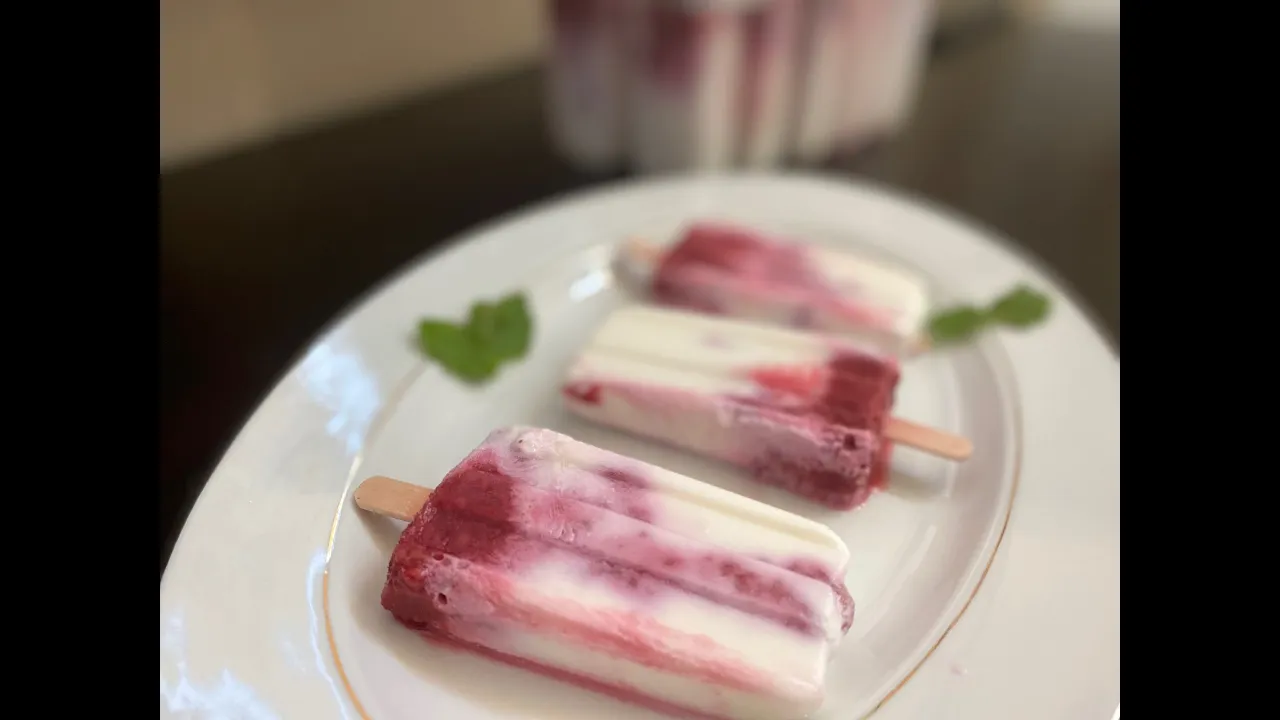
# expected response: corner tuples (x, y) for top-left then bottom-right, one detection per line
(161, 172), (1119, 720)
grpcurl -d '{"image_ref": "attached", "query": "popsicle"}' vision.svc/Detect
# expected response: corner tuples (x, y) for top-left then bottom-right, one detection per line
(616, 221), (932, 354)
(562, 306), (969, 510)
(365, 426), (855, 720)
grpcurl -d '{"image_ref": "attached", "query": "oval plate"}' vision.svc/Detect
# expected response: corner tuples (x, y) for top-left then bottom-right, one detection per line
(160, 174), (1119, 720)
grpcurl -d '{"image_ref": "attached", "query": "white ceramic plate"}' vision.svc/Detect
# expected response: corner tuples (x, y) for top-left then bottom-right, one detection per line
(159, 174), (1119, 720)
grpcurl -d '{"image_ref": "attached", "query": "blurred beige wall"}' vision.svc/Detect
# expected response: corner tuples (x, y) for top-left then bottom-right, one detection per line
(160, 0), (1114, 170)
(160, 0), (546, 169)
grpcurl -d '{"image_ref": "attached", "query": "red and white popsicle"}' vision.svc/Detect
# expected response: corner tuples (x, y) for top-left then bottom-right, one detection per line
(616, 221), (934, 355)
(362, 426), (856, 720)
(562, 305), (970, 511)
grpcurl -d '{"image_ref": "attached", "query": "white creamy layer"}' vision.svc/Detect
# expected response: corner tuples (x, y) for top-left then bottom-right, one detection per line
(496, 426), (849, 584)
(455, 601), (822, 720)
(582, 304), (855, 372)
(563, 385), (751, 492)
(564, 306), (828, 458)
(575, 304), (894, 377)
(805, 243), (930, 341)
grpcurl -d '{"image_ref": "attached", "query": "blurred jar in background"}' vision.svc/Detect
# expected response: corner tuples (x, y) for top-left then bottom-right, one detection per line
(739, 0), (803, 167)
(839, 0), (934, 153)
(545, 0), (631, 170)
(628, 1), (748, 172)
(544, 0), (937, 174)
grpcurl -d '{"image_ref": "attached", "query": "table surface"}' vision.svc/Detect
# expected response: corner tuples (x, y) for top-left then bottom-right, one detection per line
(159, 18), (1119, 576)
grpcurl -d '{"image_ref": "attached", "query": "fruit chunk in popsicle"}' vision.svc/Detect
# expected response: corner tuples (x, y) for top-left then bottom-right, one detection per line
(379, 426), (854, 720)
(562, 306), (963, 510)
(619, 221), (931, 354)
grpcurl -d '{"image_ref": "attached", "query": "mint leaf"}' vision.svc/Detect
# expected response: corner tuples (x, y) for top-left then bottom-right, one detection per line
(418, 320), (497, 384)
(988, 285), (1050, 327)
(468, 302), (498, 345)
(489, 293), (532, 361)
(927, 306), (989, 344)
(927, 284), (1052, 347)
(415, 292), (534, 384)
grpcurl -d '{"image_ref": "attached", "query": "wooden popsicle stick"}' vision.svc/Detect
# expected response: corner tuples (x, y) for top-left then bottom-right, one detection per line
(624, 236), (663, 264)
(353, 475), (431, 521)
(906, 333), (932, 355)
(885, 417), (972, 461)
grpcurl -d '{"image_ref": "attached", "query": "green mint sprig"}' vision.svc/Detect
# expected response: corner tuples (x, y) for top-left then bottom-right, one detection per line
(927, 284), (1051, 346)
(417, 292), (533, 384)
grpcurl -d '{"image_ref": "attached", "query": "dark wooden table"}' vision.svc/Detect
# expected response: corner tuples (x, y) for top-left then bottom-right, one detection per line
(159, 18), (1119, 575)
